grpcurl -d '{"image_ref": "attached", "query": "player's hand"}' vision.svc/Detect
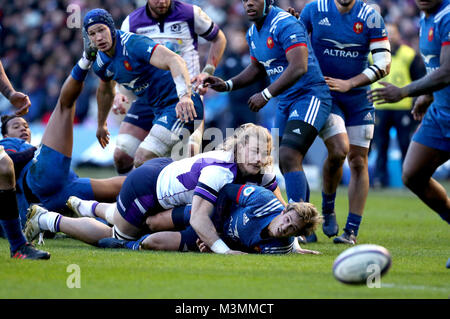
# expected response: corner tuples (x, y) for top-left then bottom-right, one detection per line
(367, 82), (407, 104)
(196, 239), (212, 253)
(411, 94), (433, 121)
(112, 93), (129, 115)
(191, 73), (209, 95)
(287, 7), (300, 18)
(176, 95), (196, 123)
(9, 91), (31, 116)
(247, 92), (268, 112)
(295, 248), (321, 255)
(324, 76), (353, 93)
(96, 123), (110, 148)
(202, 76), (227, 92)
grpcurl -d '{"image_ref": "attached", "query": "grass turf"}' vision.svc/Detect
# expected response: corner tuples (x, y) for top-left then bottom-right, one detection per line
(0, 172), (449, 299)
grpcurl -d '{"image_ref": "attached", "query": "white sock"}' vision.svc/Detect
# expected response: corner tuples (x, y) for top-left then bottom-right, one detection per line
(77, 200), (98, 218)
(38, 211), (61, 233)
(105, 204), (116, 225)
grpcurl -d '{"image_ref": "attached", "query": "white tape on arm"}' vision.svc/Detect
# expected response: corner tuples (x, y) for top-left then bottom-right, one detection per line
(210, 239), (230, 254)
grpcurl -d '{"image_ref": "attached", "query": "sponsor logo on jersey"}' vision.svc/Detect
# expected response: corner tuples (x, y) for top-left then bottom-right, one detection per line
(292, 128), (301, 135)
(259, 58), (276, 68)
(290, 34), (298, 43)
(428, 27), (434, 41)
(421, 53), (436, 64)
(318, 17), (331, 26)
(170, 23), (182, 33)
(243, 186), (255, 197)
(363, 112), (373, 121)
(123, 60), (132, 71)
(323, 48), (359, 58)
(267, 36), (274, 49)
(289, 110), (299, 118)
(267, 66), (284, 76)
(353, 22), (363, 34)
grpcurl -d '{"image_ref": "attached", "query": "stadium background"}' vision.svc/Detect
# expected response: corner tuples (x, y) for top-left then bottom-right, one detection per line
(0, 0), (448, 187)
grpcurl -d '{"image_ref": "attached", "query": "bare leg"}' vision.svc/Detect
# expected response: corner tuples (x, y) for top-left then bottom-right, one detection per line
(59, 216), (112, 245)
(140, 231), (182, 251)
(41, 75), (83, 157)
(146, 209), (175, 232)
(90, 176), (126, 202)
(114, 122), (149, 174)
(322, 133), (349, 195)
(347, 144), (370, 216)
(402, 141), (450, 216)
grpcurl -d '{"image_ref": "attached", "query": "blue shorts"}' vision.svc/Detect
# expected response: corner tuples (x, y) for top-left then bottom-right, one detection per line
(117, 157), (173, 228)
(412, 105), (450, 152)
(331, 90), (374, 126)
(276, 93), (332, 135)
(26, 144), (94, 211)
(124, 93), (204, 138)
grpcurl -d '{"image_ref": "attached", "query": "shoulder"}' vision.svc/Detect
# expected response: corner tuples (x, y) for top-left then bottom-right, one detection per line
(434, 2), (450, 24)
(269, 7), (303, 33)
(0, 137), (28, 150)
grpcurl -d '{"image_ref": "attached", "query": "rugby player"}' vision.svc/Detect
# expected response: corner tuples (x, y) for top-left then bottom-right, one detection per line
(202, 0), (332, 212)
(0, 59), (49, 259)
(368, 0), (450, 224)
(113, 0), (227, 170)
(96, 184), (322, 255)
(84, 9), (203, 173)
(294, 0), (391, 244)
(25, 124), (286, 254)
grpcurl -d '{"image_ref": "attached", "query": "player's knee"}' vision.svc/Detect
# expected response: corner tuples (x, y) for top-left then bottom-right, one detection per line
(134, 148), (158, 168)
(140, 124), (179, 158)
(0, 155), (15, 186)
(327, 148), (347, 168)
(141, 234), (164, 251)
(279, 146), (303, 172)
(113, 148), (134, 174)
(401, 167), (419, 190)
(115, 133), (141, 162)
(347, 153), (367, 173)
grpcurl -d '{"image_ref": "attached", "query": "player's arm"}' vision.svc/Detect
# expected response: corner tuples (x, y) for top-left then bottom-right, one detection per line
(0, 61), (31, 116)
(326, 37), (391, 93)
(368, 44), (450, 104)
(192, 29), (227, 94)
(248, 44), (308, 112)
(149, 45), (196, 123)
(203, 59), (267, 92)
(96, 79), (116, 148)
(189, 195), (245, 255)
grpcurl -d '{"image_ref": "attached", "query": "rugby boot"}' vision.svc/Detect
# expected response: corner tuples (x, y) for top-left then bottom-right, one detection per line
(11, 242), (50, 260)
(333, 229), (357, 245)
(24, 204), (47, 242)
(322, 211), (339, 237)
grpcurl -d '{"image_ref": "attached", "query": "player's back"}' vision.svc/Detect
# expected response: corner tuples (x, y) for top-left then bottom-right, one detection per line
(301, 0), (387, 92)
(246, 6), (327, 104)
(418, 0), (450, 111)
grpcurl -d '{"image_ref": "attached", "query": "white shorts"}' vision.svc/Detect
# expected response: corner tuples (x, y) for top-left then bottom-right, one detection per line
(319, 113), (374, 148)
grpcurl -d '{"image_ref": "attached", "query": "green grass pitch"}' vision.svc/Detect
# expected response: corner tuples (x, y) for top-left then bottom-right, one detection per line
(0, 168), (449, 299)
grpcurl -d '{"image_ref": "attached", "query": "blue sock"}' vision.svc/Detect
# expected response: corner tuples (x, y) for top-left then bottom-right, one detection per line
(345, 212), (362, 236)
(284, 171), (310, 202)
(125, 234), (150, 250)
(322, 192), (336, 215)
(0, 218), (27, 253)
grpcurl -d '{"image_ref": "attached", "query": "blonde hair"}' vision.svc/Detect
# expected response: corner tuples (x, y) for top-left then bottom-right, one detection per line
(285, 202), (323, 236)
(220, 123), (273, 168)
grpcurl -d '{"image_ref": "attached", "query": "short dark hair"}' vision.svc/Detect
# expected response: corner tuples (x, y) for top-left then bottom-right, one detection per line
(1, 115), (19, 137)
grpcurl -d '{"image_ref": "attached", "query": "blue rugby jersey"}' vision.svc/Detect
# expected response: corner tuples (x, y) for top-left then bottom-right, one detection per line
(418, 0), (450, 110)
(301, 0), (387, 93)
(93, 30), (179, 108)
(246, 6), (328, 104)
(222, 184), (294, 254)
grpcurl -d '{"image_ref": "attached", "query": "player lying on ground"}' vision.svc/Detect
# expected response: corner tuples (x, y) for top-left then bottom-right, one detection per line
(24, 124), (287, 254)
(96, 184), (323, 255)
(84, 8), (203, 173)
(0, 51), (125, 225)
(0, 58), (49, 259)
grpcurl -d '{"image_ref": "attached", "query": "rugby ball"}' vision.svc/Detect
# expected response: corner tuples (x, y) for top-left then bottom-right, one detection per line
(332, 244), (392, 284)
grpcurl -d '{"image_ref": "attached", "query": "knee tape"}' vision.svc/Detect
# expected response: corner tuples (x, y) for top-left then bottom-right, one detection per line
(347, 125), (374, 148)
(139, 124), (180, 157)
(112, 225), (138, 241)
(319, 113), (346, 141)
(116, 134), (142, 158)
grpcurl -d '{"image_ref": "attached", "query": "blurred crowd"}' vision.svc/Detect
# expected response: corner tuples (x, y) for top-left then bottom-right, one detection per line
(0, 0), (422, 130)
